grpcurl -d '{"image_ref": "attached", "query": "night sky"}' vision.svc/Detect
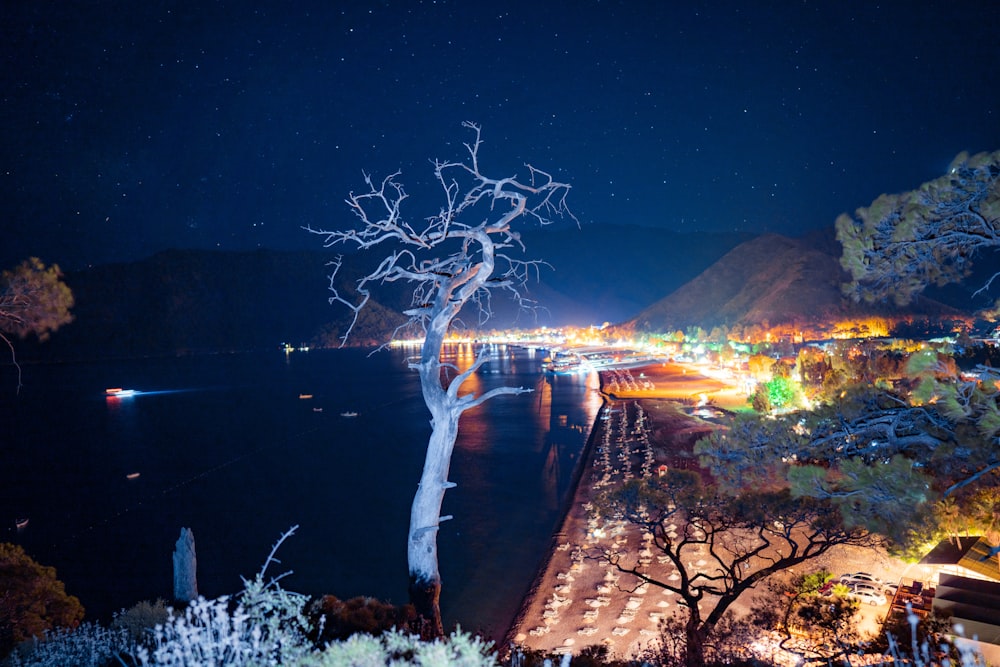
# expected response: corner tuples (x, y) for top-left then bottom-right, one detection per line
(3, 1), (998, 270)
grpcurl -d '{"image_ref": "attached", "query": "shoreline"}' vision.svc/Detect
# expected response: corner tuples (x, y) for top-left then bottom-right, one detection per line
(501, 385), (610, 650)
(501, 360), (746, 658)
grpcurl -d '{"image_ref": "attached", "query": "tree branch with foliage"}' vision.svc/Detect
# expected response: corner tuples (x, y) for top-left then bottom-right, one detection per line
(0, 543), (84, 656)
(0, 258), (74, 391)
(697, 353), (1000, 548)
(837, 149), (1000, 306)
(764, 571), (862, 665)
(305, 122), (575, 635)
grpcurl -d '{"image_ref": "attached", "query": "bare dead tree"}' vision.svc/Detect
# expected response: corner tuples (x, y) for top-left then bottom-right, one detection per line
(305, 122), (575, 635)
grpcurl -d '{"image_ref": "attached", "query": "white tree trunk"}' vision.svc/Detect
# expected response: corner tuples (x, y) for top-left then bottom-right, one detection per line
(407, 404), (458, 636)
(406, 309), (458, 636)
(305, 123), (575, 636)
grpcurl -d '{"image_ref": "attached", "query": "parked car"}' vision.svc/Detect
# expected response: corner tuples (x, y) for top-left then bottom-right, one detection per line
(839, 571), (881, 586)
(845, 583), (887, 606)
(839, 572), (897, 596)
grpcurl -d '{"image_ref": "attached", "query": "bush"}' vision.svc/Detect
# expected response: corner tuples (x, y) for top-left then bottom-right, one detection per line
(308, 595), (416, 643)
(134, 592), (311, 667)
(0, 543), (84, 656)
(6, 623), (130, 667)
(304, 628), (497, 667)
(112, 599), (171, 645)
(6, 527), (499, 667)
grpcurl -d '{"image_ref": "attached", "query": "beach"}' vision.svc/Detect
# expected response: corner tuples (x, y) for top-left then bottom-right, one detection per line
(504, 360), (746, 658)
(504, 359), (902, 659)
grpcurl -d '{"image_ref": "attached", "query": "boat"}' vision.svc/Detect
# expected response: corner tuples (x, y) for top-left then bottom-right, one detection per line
(312, 407), (323, 412)
(298, 394), (313, 400)
(15, 518), (29, 531)
(340, 411), (359, 418)
(106, 387), (137, 397)
(126, 472), (141, 480)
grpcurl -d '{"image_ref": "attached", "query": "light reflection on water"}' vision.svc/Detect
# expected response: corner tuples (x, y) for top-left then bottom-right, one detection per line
(1, 345), (602, 641)
(437, 343), (602, 634)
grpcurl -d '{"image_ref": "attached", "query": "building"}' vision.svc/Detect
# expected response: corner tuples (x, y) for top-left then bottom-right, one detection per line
(891, 537), (1000, 664)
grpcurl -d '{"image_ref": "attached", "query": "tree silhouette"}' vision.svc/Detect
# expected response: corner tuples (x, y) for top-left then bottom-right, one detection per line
(597, 473), (874, 667)
(837, 149), (1000, 306)
(306, 122), (574, 635)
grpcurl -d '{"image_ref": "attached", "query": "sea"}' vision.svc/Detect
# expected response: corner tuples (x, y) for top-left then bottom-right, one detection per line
(0, 344), (603, 640)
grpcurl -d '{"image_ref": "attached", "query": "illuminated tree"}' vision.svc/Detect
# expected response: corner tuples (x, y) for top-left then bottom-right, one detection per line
(697, 354), (1000, 546)
(598, 472), (874, 667)
(0, 543), (84, 656)
(746, 353), (774, 381)
(837, 149), (1000, 306)
(749, 386), (771, 414)
(770, 571), (861, 664)
(764, 376), (797, 410)
(969, 487), (1000, 570)
(0, 258), (74, 389)
(305, 122), (574, 635)
(934, 497), (966, 548)
(796, 346), (829, 390)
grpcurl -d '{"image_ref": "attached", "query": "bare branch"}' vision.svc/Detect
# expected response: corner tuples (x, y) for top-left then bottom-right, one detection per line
(0, 331), (22, 393)
(305, 124), (574, 634)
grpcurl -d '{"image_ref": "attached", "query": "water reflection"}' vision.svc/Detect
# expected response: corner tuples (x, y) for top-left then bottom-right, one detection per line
(434, 343), (602, 636)
(538, 370), (602, 511)
(5, 345), (601, 640)
(533, 372), (552, 445)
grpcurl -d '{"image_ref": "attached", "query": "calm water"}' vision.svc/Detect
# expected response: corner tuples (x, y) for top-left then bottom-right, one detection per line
(0, 345), (601, 639)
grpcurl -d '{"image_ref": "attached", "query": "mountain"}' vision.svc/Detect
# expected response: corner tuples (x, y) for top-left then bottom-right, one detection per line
(16, 227), (982, 362)
(517, 224), (756, 325)
(15, 249), (403, 361)
(16, 226), (751, 360)
(627, 232), (972, 337)
(455, 224), (754, 330)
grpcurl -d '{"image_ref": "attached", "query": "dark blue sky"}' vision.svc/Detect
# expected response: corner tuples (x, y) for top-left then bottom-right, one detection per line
(3, 0), (998, 269)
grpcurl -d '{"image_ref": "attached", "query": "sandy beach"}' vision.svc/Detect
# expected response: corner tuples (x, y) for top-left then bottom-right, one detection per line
(504, 360), (746, 659)
(504, 359), (900, 660)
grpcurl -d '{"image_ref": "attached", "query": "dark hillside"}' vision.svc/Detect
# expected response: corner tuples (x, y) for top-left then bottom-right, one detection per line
(520, 224), (755, 324)
(16, 249), (395, 360)
(13, 227), (756, 360)
(629, 233), (970, 334)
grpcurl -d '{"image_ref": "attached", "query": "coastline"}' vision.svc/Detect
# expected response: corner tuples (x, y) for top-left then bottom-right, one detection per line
(502, 360), (745, 658)
(501, 384), (609, 650)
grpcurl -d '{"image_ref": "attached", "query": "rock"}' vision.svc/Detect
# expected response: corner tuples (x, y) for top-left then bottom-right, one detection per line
(172, 527), (198, 602)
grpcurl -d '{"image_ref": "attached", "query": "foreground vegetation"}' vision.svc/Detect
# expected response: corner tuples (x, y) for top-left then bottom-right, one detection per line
(1, 559), (989, 667)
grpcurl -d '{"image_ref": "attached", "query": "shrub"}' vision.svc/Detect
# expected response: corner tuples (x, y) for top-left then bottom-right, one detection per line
(308, 595), (416, 643)
(7, 527), (500, 667)
(304, 628), (497, 667)
(134, 593), (310, 667)
(135, 528), (313, 666)
(0, 543), (84, 656)
(6, 622), (130, 667)
(112, 599), (171, 645)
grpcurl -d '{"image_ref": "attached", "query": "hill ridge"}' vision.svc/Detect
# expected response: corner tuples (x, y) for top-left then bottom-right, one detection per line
(628, 232), (971, 336)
